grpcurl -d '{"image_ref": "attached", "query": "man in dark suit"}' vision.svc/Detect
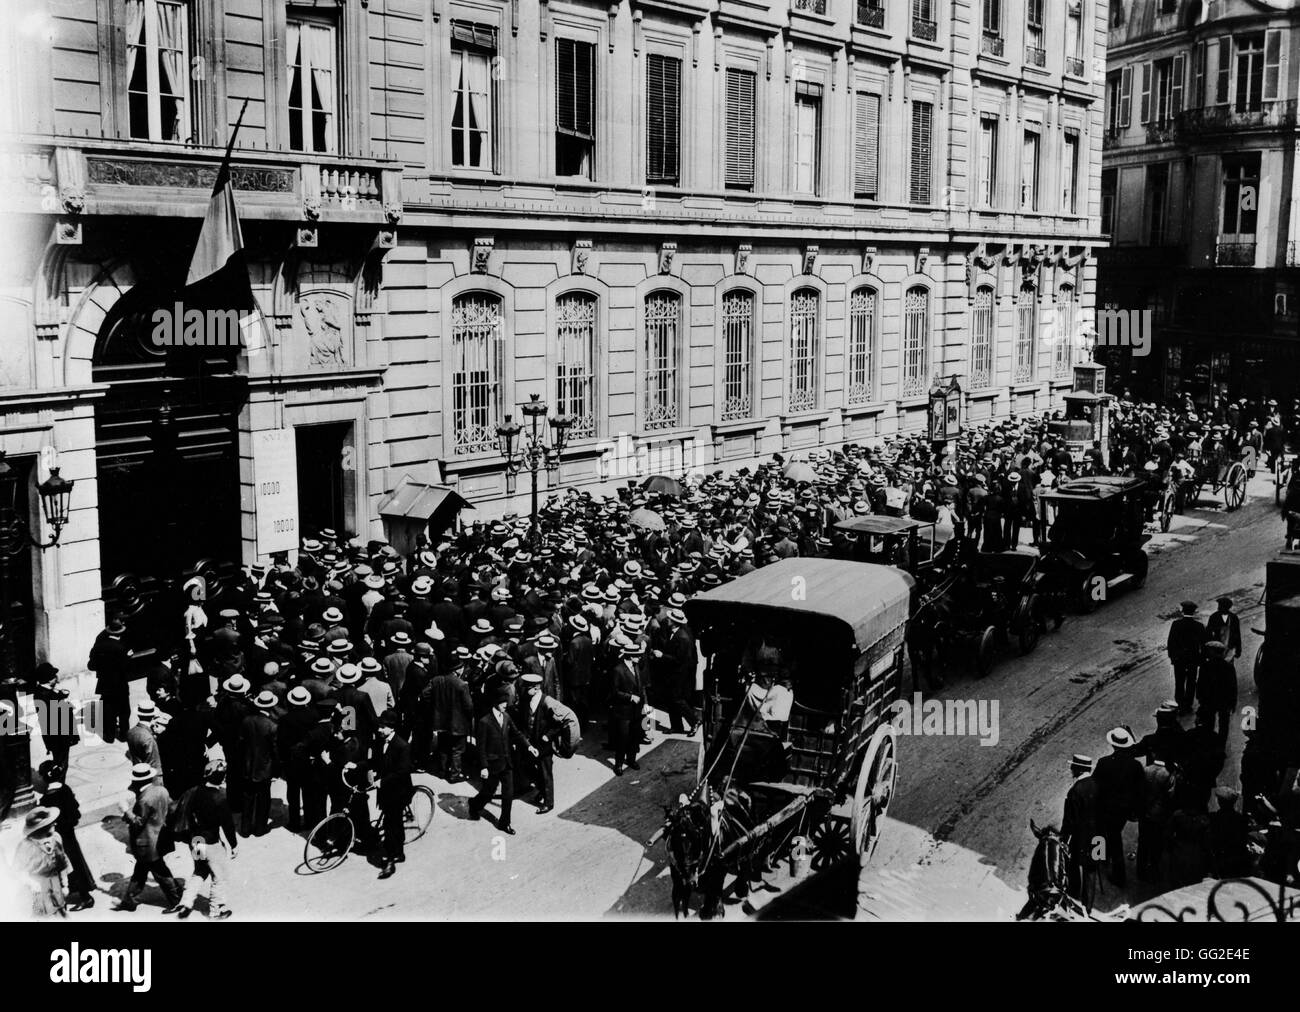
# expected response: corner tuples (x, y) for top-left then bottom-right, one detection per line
(469, 689), (535, 834)
(332, 664), (378, 761)
(515, 673), (580, 813)
(89, 619), (131, 744)
(1060, 753), (1099, 911)
(562, 615), (594, 729)
(1205, 597), (1242, 661)
(1092, 727), (1145, 887)
(426, 658), (474, 782)
(659, 608), (697, 735)
(608, 640), (647, 776)
(374, 710), (414, 879)
(1167, 600), (1207, 713)
(1196, 640), (1238, 745)
(28, 662), (78, 772)
(238, 691), (279, 836)
(277, 686), (319, 831)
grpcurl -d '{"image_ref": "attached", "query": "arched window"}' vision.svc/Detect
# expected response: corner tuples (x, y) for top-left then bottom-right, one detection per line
(721, 290), (754, 421)
(971, 285), (995, 390)
(450, 292), (504, 455)
(902, 286), (930, 398)
(1055, 284), (1076, 379)
(556, 293), (596, 439)
(789, 287), (820, 412)
(847, 286), (877, 405)
(644, 291), (681, 431)
(1015, 283), (1037, 383)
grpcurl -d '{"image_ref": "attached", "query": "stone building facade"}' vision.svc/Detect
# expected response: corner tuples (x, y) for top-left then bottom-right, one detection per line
(0, 0), (1104, 671)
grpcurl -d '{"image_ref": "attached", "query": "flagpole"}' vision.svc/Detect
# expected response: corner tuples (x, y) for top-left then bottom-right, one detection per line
(222, 97), (251, 166)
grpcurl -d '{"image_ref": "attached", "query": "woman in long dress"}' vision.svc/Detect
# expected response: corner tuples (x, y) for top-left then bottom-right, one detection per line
(14, 806), (69, 918)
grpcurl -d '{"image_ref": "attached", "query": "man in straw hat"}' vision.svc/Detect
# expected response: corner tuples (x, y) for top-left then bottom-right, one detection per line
(1060, 753), (1098, 910)
(238, 690), (279, 836)
(1092, 727), (1144, 888)
(374, 709), (414, 879)
(116, 763), (182, 912)
(88, 617), (131, 744)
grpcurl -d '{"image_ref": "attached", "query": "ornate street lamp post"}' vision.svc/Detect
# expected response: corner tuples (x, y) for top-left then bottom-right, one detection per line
(0, 450), (74, 815)
(495, 394), (574, 543)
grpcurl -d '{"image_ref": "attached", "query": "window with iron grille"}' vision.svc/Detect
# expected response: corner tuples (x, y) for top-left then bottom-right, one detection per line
(847, 288), (877, 406)
(789, 289), (820, 412)
(1014, 284), (1037, 383)
(127, 0), (194, 143)
(646, 53), (681, 186)
(970, 286), (994, 390)
(912, 0), (936, 40)
(910, 100), (933, 204)
(902, 286), (929, 398)
(725, 68), (757, 190)
(556, 37), (595, 178)
(450, 22), (496, 170)
(857, 0), (886, 28)
(1054, 285), (1076, 379)
(451, 293), (504, 455)
(854, 91), (881, 199)
(721, 290), (754, 420)
(644, 292), (681, 431)
(556, 293), (597, 439)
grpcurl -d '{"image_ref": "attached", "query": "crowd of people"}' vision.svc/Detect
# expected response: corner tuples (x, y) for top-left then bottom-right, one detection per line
(4, 386), (1299, 919)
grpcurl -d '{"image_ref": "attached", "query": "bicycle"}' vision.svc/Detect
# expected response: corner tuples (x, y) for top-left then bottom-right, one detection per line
(303, 766), (436, 873)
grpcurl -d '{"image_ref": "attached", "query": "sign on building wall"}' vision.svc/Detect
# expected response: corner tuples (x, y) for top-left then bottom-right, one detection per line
(252, 429), (300, 555)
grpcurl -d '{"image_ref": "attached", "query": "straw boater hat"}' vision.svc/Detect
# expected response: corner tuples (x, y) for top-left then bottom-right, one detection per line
(1106, 727), (1135, 750)
(535, 633), (559, 651)
(568, 614), (590, 634)
(471, 618), (493, 636)
(287, 685), (312, 707)
(359, 656), (383, 676)
(137, 700), (158, 721)
(310, 656), (334, 676)
(335, 663), (361, 685)
(390, 630), (412, 647)
(253, 690), (278, 710)
(364, 574), (385, 590)
(23, 806), (59, 837)
(130, 762), (157, 784)
(326, 638), (352, 656)
(322, 607), (344, 625)
(222, 674), (250, 695)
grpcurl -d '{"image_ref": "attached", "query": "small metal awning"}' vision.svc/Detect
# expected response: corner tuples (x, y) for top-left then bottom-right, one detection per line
(377, 476), (473, 523)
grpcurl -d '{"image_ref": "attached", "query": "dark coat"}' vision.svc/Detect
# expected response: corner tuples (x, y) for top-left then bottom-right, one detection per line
(238, 710), (278, 783)
(608, 660), (645, 720)
(564, 633), (593, 689)
(1166, 616), (1207, 664)
(475, 710), (529, 773)
(333, 685), (379, 746)
(1093, 751), (1145, 822)
(126, 723), (163, 774)
(89, 632), (131, 698)
(1061, 774), (1099, 860)
(375, 733), (414, 809)
(1196, 657), (1238, 712)
(1205, 611), (1242, 655)
(426, 673), (474, 734)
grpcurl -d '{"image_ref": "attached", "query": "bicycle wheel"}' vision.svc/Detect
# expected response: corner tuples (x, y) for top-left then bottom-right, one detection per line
(404, 786), (436, 844)
(304, 812), (354, 873)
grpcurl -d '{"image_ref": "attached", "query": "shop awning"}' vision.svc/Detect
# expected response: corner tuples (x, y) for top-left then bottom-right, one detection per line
(377, 476), (474, 524)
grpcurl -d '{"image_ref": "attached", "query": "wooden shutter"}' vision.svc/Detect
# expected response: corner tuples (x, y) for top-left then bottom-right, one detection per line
(910, 100), (932, 204)
(1139, 62), (1152, 123)
(1193, 42), (1206, 107)
(646, 53), (681, 184)
(556, 38), (593, 139)
(854, 91), (880, 198)
(1215, 38), (1230, 104)
(1120, 65), (1133, 125)
(1171, 54), (1185, 115)
(725, 68), (756, 189)
(1264, 29), (1283, 102)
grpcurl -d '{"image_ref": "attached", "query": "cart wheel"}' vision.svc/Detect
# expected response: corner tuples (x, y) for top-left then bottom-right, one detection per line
(1226, 463), (1247, 511)
(303, 812), (353, 873)
(851, 723), (898, 860)
(1016, 599), (1041, 655)
(975, 625), (997, 678)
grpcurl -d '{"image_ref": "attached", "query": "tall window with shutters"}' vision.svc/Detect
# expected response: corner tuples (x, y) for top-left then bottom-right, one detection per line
(910, 100), (933, 205)
(789, 289), (820, 413)
(646, 53), (681, 186)
(556, 38), (595, 178)
(126, 0), (192, 142)
(1054, 285), (1076, 379)
(287, 13), (338, 153)
(970, 286), (994, 390)
(978, 115), (999, 207)
(854, 91), (881, 199)
(556, 293), (597, 440)
(1215, 38), (1230, 105)
(1235, 34), (1265, 113)
(1020, 128), (1040, 211)
(793, 85), (821, 195)
(1014, 284), (1037, 384)
(644, 292), (681, 431)
(450, 22), (496, 170)
(451, 293), (505, 456)
(902, 287), (930, 398)
(847, 287), (877, 406)
(721, 290), (754, 421)
(1063, 132), (1079, 214)
(725, 68), (757, 190)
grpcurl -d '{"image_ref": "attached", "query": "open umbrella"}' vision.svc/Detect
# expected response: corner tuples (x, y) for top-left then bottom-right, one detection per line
(642, 474), (684, 497)
(781, 461), (817, 484)
(629, 507), (666, 532)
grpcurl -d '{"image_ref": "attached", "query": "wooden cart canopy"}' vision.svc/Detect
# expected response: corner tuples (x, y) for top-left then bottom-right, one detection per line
(685, 558), (914, 654)
(1042, 476), (1147, 503)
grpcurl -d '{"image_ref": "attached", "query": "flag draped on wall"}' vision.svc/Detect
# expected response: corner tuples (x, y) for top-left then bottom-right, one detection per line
(185, 157), (257, 315)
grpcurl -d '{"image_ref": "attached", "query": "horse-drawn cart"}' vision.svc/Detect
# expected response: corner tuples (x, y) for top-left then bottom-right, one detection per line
(1178, 447), (1250, 512)
(659, 559), (912, 918)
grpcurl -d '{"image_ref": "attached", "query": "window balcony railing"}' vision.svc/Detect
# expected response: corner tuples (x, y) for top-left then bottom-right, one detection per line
(980, 31), (1004, 57)
(912, 16), (937, 41)
(792, 0), (828, 13)
(1215, 241), (1257, 267)
(1066, 56), (1086, 77)
(1146, 119), (1179, 144)
(858, 1), (885, 27)
(1176, 100), (1299, 136)
(1026, 45), (1046, 68)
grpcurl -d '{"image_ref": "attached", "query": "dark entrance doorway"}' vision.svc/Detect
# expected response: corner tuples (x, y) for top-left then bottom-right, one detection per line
(0, 454), (37, 678)
(296, 422), (356, 540)
(92, 282), (248, 661)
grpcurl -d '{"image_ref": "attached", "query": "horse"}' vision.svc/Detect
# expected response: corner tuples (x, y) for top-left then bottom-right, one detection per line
(1018, 819), (1090, 921)
(661, 789), (755, 919)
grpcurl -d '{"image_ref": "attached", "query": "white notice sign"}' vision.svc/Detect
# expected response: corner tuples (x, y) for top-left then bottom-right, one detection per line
(252, 429), (300, 556)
